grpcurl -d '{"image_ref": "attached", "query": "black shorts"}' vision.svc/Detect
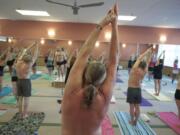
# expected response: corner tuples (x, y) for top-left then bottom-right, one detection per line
(175, 89), (180, 100)
(7, 59), (15, 67)
(11, 76), (18, 82)
(17, 79), (31, 97)
(154, 74), (162, 80)
(0, 66), (4, 76)
(148, 67), (154, 72)
(56, 60), (67, 66)
(127, 87), (142, 104)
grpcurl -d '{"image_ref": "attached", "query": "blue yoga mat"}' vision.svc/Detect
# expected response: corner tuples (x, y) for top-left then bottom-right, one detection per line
(30, 74), (42, 80)
(0, 87), (12, 97)
(124, 92), (152, 106)
(114, 112), (156, 135)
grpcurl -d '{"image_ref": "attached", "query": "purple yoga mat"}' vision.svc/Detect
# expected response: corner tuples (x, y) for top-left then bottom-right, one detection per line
(124, 92), (152, 106)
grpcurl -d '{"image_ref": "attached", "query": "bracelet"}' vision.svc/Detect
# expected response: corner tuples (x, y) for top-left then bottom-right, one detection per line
(96, 24), (103, 30)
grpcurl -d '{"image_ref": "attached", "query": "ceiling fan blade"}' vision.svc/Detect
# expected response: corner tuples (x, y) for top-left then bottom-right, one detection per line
(79, 2), (104, 8)
(46, 0), (73, 8)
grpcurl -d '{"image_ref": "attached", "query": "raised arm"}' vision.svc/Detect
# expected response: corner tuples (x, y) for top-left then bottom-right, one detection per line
(31, 43), (39, 65)
(133, 47), (152, 68)
(65, 8), (115, 91)
(101, 5), (119, 101)
(18, 42), (37, 60)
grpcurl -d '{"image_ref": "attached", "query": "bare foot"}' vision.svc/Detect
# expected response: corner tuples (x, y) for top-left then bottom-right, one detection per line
(23, 113), (29, 119)
(129, 121), (135, 126)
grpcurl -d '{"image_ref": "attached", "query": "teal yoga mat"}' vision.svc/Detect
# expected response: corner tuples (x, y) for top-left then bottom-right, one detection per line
(0, 87), (12, 97)
(113, 112), (156, 135)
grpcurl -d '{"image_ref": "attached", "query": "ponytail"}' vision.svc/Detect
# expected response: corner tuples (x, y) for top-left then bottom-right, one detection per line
(84, 84), (96, 108)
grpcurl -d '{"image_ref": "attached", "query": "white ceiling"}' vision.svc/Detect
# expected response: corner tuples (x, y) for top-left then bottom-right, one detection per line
(0, 0), (180, 28)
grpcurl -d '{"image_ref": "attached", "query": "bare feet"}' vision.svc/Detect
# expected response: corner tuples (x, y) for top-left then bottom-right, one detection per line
(23, 113), (29, 119)
(129, 120), (136, 126)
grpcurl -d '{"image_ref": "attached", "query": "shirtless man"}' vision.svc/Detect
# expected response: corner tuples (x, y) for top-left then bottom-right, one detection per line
(0, 48), (10, 92)
(127, 47), (153, 125)
(55, 47), (67, 80)
(61, 5), (119, 135)
(16, 42), (39, 118)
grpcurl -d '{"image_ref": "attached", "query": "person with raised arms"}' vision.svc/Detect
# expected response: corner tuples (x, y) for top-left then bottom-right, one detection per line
(61, 4), (119, 135)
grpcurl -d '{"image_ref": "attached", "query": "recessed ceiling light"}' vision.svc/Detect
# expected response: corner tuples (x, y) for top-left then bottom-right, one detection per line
(118, 15), (136, 21)
(16, 9), (50, 16)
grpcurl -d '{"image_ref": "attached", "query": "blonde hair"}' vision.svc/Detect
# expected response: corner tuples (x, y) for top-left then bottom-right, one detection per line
(83, 61), (106, 108)
(22, 54), (32, 63)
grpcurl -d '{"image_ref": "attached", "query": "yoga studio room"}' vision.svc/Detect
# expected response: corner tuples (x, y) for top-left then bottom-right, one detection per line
(0, 0), (180, 135)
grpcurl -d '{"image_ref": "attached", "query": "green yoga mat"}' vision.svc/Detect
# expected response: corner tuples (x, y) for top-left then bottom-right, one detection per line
(0, 96), (16, 105)
(3, 74), (11, 81)
(0, 110), (7, 116)
(114, 112), (156, 135)
(41, 74), (53, 81)
(0, 90), (37, 105)
(0, 112), (45, 135)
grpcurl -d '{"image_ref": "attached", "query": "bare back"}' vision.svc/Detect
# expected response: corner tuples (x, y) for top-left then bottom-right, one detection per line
(61, 88), (107, 135)
(16, 61), (32, 79)
(128, 67), (146, 88)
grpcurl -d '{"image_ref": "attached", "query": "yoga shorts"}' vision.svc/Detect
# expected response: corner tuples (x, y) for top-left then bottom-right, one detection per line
(7, 59), (15, 67)
(148, 67), (154, 72)
(11, 76), (18, 82)
(175, 89), (180, 100)
(56, 60), (67, 66)
(0, 66), (4, 76)
(127, 87), (142, 104)
(17, 79), (31, 97)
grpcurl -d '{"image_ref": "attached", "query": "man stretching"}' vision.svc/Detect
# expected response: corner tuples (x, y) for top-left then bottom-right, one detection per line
(16, 42), (39, 118)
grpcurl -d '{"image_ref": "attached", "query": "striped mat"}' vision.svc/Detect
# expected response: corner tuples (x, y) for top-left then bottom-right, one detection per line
(114, 112), (156, 135)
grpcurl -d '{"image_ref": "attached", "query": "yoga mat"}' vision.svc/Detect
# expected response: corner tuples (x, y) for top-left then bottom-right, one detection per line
(114, 112), (156, 135)
(124, 92), (152, 106)
(158, 112), (180, 135)
(144, 88), (171, 101)
(110, 96), (116, 104)
(101, 115), (114, 135)
(41, 74), (53, 81)
(3, 74), (11, 81)
(0, 96), (16, 105)
(116, 77), (123, 83)
(30, 74), (42, 80)
(0, 109), (7, 116)
(0, 87), (12, 97)
(0, 112), (45, 135)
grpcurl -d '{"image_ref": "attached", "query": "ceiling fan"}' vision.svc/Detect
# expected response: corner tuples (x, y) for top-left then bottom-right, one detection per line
(46, 0), (104, 15)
